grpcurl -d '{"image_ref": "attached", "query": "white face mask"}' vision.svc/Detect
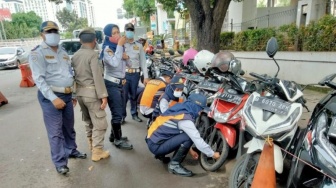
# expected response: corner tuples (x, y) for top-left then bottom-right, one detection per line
(173, 90), (182, 98)
(45, 33), (60, 46)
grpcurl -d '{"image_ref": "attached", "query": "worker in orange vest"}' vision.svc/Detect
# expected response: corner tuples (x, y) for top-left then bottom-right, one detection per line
(140, 70), (174, 127)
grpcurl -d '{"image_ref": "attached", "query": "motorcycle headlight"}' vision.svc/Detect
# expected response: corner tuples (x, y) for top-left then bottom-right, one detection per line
(213, 108), (231, 123)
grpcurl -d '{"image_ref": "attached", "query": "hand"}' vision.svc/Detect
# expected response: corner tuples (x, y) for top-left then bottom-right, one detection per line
(100, 97), (107, 110)
(122, 79), (127, 85)
(122, 52), (129, 60)
(143, 78), (150, 85)
(52, 98), (66, 109)
(72, 98), (77, 107)
(212, 152), (220, 160)
(189, 148), (199, 160)
(118, 36), (126, 46)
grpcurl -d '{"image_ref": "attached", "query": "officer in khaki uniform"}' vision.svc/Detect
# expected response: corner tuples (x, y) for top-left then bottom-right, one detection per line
(71, 28), (110, 162)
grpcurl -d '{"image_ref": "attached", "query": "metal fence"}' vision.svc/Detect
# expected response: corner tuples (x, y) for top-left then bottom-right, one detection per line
(0, 38), (41, 48)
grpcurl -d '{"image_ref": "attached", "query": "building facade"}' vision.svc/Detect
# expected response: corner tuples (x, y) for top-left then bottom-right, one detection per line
(0, 0), (24, 14)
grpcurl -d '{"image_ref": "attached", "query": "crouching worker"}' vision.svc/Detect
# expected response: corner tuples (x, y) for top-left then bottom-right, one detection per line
(72, 28), (110, 161)
(145, 93), (220, 177)
(139, 70), (174, 127)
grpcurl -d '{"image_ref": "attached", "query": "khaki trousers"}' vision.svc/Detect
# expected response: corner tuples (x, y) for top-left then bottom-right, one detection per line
(77, 96), (108, 148)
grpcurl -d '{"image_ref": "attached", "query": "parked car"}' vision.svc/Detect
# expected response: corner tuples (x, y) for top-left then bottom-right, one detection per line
(0, 47), (28, 69)
(59, 39), (101, 59)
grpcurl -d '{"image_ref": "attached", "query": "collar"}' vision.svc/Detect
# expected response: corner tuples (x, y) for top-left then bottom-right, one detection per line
(80, 45), (93, 50)
(41, 42), (60, 52)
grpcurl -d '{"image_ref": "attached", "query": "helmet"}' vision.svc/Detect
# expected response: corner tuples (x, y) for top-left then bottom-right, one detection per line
(146, 45), (154, 55)
(211, 51), (242, 75)
(193, 50), (215, 74)
(182, 48), (198, 66)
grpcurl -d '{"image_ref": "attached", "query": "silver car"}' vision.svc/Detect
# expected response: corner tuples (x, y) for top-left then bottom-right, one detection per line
(59, 39), (101, 59)
(0, 47), (28, 69)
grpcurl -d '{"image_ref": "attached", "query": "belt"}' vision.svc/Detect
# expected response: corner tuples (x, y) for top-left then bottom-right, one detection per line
(126, 68), (140, 73)
(50, 86), (73, 94)
(77, 85), (95, 89)
(104, 75), (123, 84)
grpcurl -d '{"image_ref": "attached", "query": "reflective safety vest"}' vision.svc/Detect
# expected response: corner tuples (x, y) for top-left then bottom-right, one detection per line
(140, 79), (167, 108)
(169, 97), (184, 107)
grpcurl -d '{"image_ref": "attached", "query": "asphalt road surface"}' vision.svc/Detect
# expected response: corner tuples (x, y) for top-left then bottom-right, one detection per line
(0, 68), (324, 188)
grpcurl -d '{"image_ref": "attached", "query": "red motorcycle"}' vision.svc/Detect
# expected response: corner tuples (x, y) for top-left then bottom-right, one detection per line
(199, 70), (255, 171)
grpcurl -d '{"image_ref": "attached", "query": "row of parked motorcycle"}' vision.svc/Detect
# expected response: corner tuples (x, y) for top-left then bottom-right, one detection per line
(143, 37), (336, 188)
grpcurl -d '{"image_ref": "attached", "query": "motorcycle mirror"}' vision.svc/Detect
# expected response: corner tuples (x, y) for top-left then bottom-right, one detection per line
(318, 73), (336, 86)
(240, 70), (245, 76)
(168, 49), (175, 56)
(266, 37), (278, 58)
(177, 49), (184, 55)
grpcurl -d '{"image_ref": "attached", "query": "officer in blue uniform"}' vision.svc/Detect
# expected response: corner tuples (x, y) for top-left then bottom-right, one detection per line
(29, 21), (86, 175)
(123, 23), (149, 123)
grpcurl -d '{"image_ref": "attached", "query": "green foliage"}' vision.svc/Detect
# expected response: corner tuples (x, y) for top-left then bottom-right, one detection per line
(1, 12), (42, 39)
(156, 0), (177, 12)
(219, 32), (234, 50)
(123, 0), (156, 25)
(56, 8), (88, 32)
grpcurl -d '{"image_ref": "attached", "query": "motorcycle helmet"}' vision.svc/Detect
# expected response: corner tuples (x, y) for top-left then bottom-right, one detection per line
(146, 45), (154, 55)
(193, 50), (215, 75)
(182, 48), (198, 66)
(211, 51), (242, 75)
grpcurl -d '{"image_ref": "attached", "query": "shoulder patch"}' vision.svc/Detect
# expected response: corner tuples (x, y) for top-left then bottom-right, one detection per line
(31, 45), (40, 51)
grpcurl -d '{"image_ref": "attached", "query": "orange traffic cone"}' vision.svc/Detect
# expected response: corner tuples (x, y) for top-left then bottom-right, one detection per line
(19, 64), (35, 87)
(0, 91), (8, 106)
(251, 140), (276, 188)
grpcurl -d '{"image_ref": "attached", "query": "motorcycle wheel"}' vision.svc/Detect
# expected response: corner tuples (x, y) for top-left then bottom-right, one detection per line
(196, 114), (210, 139)
(199, 129), (229, 171)
(228, 153), (260, 188)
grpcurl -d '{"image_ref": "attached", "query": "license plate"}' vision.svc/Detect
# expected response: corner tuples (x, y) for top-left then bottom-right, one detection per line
(186, 74), (204, 82)
(197, 81), (221, 92)
(217, 92), (243, 104)
(252, 96), (291, 115)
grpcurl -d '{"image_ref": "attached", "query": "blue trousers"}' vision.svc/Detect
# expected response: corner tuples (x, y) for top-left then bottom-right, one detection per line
(146, 133), (193, 156)
(123, 72), (140, 117)
(105, 79), (125, 124)
(37, 91), (79, 168)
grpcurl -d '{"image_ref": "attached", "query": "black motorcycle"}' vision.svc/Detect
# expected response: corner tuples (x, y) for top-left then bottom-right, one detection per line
(287, 73), (336, 188)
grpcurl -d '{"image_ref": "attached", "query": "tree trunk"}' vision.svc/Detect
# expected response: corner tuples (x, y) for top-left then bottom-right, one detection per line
(185, 0), (231, 53)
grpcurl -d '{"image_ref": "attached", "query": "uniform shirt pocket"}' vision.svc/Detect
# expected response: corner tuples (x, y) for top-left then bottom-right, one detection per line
(46, 59), (58, 72)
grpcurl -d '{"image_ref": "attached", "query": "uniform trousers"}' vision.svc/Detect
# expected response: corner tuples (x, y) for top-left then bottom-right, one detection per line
(123, 72), (140, 117)
(37, 91), (79, 168)
(77, 96), (108, 148)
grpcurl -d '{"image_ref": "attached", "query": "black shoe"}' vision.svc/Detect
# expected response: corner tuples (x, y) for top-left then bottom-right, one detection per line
(155, 155), (170, 164)
(121, 118), (126, 125)
(132, 115), (142, 122)
(168, 161), (193, 177)
(114, 139), (133, 150)
(56, 165), (69, 175)
(109, 134), (128, 142)
(69, 152), (87, 159)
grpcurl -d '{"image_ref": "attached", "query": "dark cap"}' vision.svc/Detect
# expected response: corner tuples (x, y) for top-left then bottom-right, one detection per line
(161, 70), (174, 78)
(79, 27), (96, 38)
(125, 23), (135, 31)
(40, 21), (59, 32)
(188, 93), (210, 112)
(171, 75), (184, 89)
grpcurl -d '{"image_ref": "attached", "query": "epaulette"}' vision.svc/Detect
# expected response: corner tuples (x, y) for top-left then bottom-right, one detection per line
(31, 45), (40, 51)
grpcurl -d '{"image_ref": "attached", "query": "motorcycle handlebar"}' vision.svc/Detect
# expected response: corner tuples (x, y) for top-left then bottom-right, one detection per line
(250, 72), (267, 81)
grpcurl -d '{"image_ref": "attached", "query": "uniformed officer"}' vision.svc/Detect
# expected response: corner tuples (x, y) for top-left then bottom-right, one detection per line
(101, 23), (133, 150)
(139, 70), (174, 127)
(71, 27), (110, 162)
(123, 23), (149, 123)
(146, 93), (220, 177)
(29, 21), (86, 175)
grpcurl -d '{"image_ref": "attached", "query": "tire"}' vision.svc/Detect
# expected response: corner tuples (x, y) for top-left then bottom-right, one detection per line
(199, 129), (229, 171)
(195, 114), (210, 139)
(228, 153), (260, 188)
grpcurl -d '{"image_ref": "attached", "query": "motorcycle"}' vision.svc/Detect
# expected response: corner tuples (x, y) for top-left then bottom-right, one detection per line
(229, 37), (307, 187)
(286, 73), (336, 188)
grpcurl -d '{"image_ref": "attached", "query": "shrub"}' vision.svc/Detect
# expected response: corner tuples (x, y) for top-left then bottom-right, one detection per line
(219, 32), (234, 50)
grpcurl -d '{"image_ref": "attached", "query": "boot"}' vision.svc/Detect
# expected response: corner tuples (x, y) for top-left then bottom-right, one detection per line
(112, 123), (133, 150)
(88, 137), (93, 151)
(168, 146), (193, 177)
(91, 148), (110, 162)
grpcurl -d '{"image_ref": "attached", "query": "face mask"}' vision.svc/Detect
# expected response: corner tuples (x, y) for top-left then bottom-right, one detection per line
(173, 90), (182, 98)
(109, 34), (121, 44)
(125, 31), (134, 39)
(45, 33), (60, 46)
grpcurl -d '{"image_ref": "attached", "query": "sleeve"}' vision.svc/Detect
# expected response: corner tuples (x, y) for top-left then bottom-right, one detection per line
(90, 53), (108, 99)
(159, 98), (169, 113)
(103, 45), (123, 67)
(29, 51), (58, 102)
(178, 120), (215, 157)
(139, 44), (148, 78)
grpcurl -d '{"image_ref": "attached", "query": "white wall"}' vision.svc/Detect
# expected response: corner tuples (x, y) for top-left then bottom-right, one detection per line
(296, 0), (326, 26)
(229, 51), (336, 84)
